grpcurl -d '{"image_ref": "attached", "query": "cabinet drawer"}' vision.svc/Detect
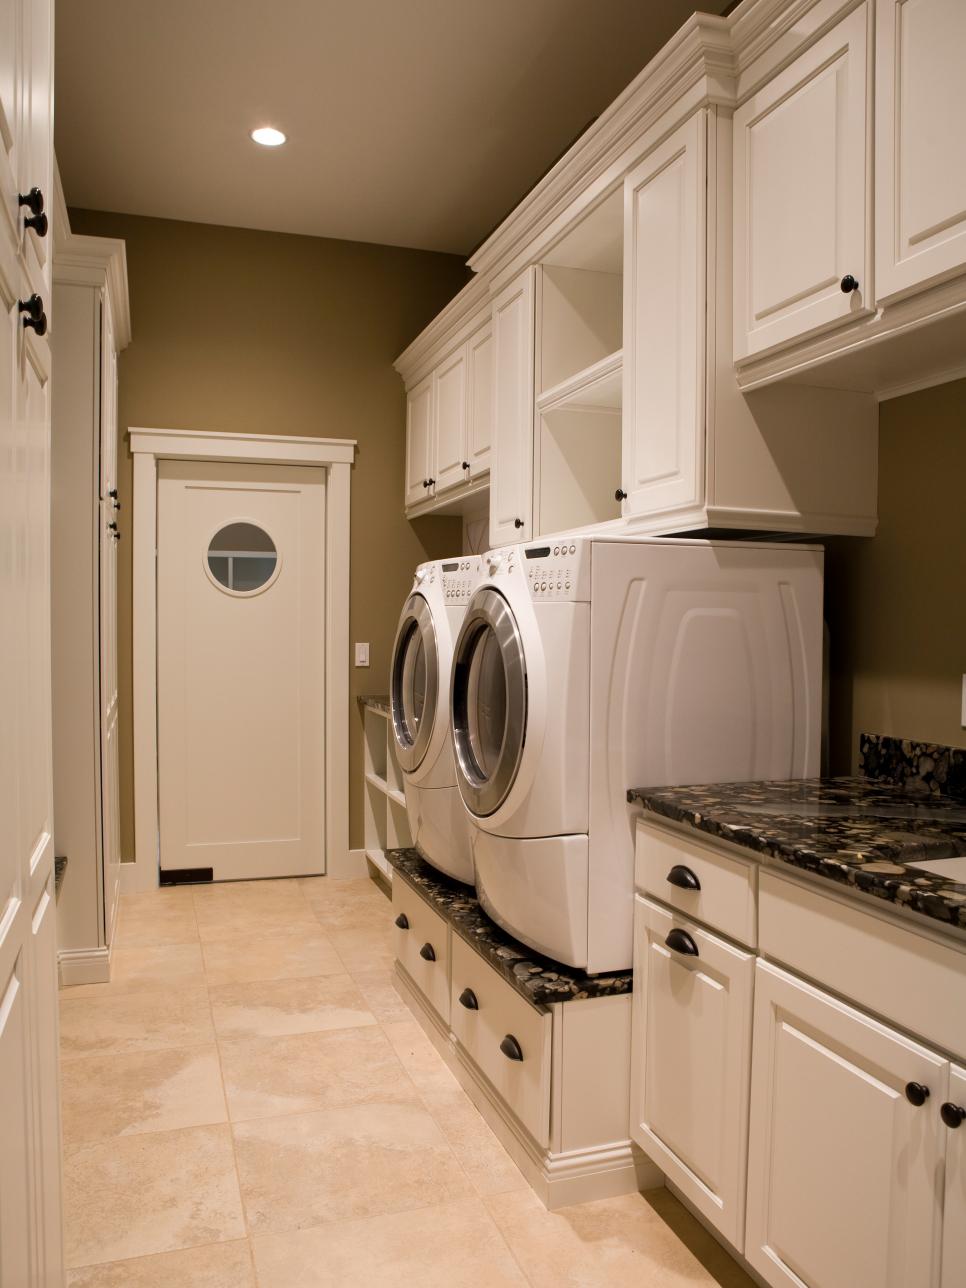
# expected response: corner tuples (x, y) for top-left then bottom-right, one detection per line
(392, 881), (450, 1026)
(450, 935), (552, 1146)
(636, 819), (757, 947)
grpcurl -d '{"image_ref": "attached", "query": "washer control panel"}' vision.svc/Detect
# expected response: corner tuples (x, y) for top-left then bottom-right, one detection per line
(440, 557), (479, 605)
(522, 539), (590, 601)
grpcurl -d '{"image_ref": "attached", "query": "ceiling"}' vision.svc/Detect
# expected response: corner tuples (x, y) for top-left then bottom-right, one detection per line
(55, 0), (728, 257)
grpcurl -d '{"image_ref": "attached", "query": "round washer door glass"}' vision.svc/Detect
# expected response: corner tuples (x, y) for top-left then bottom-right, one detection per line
(206, 522), (277, 593)
(451, 588), (527, 817)
(390, 594), (439, 773)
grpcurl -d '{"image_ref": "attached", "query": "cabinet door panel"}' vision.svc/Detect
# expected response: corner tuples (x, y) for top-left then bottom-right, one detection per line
(876, 0), (966, 302)
(622, 112), (705, 521)
(466, 322), (492, 477)
(490, 268), (534, 545)
(746, 961), (944, 1288)
(733, 5), (871, 359)
(433, 344), (467, 496)
(405, 372), (433, 508)
(941, 1063), (966, 1288)
(631, 896), (754, 1248)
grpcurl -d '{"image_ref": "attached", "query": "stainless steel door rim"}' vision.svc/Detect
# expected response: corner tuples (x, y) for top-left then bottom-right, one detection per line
(390, 593), (438, 773)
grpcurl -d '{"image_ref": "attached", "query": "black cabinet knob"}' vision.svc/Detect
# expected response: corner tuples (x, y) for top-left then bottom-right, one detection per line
(462, 461), (470, 470)
(419, 942), (436, 962)
(108, 488), (119, 499)
(426, 477), (435, 487)
(113, 530), (121, 541)
(24, 211), (48, 237)
(19, 187), (44, 217)
(840, 274), (860, 294)
(615, 488), (627, 502)
(18, 294), (43, 322)
(513, 518), (524, 529)
(458, 987), (478, 1010)
(665, 927), (699, 957)
(394, 913), (409, 930)
(108, 521), (119, 533)
(905, 1082), (930, 1107)
(22, 311), (47, 336)
(941, 1102), (966, 1129)
(666, 864), (701, 891)
(500, 1034), (524, 1061)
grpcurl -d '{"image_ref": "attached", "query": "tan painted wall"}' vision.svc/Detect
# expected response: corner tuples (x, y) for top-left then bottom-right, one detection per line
(826, 377), (966, 772)
(68, 208), (467, 859)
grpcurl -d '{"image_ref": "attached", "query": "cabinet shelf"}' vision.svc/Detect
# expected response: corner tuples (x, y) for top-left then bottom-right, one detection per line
(536, 349), (622, 416)
(365, 770), (388, 794)
(388, 787), (406, 808)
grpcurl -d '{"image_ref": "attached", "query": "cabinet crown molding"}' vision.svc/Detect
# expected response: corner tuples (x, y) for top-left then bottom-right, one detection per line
(394, 273), (490, 388)
(53, 164), (132, 352)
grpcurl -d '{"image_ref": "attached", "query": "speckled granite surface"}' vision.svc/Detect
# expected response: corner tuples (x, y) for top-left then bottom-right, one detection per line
(357, 694), (390, 716)
(628, 776), (966, 934)
(387, 849), (633, 1006)
(859, 732), (966, 800)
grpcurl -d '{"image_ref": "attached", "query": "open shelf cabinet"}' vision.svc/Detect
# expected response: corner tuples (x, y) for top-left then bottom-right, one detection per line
(362, 702), (411, 883)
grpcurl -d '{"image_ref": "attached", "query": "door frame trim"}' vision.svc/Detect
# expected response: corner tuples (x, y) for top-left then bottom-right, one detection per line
(129, 427), (355, 890)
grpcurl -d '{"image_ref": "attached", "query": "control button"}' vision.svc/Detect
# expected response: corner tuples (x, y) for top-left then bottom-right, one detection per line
(569, 544), (576, 554)
(565, 581), (571, 590)
(540, 582), (547, 591)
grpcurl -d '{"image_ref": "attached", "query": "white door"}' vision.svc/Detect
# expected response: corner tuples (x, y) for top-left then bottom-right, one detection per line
(490, 267), (535, 545)
(733, 4), (871, 359)
(631, 896), (754, 1249)
(875, 0), (966, 303)
(433, 342), (467, 495)
(157, 460), (326, 881)
(940, 1063), (966, 1288)
(745, 960), (945, 1288)
(466, 320), (493, 478)
(99, 294), (121, 943)
(622, 112), (706, 522)
(0, 0), (63, 1281)
(405, 372), (434, 507)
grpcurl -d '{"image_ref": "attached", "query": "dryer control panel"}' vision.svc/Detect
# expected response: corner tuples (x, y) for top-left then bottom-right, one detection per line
(440, 558), (479, 605)
(521, 539), (591, 602)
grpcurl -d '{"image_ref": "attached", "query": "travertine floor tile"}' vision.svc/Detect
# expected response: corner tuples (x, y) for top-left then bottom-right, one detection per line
(232, 1100), (473, 1233)
(382, 1017), (461, 1094)
(420, 1087), (528, 1196)
(113, 893), (199, 947)
(60, 944), (206, 999)
(351, 967), (412, 1023)
(251, 1198), (527, 1286)
(301, 878), (391, 930)
(63, 1125), (245, 1268)
(194, 896), (319, 943)
(219, 1024), (417, 1122)
(60, 986), (214, 1060)
(326, 924), (395, 972)
(201, 925), (343, 985)
(208, 973), (376, 1040)
(66, 1239), (255, 1287)
(61, 1045), (227, 1143)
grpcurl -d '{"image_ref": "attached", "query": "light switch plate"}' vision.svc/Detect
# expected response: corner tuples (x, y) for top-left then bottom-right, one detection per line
(355, 642), (370, 668)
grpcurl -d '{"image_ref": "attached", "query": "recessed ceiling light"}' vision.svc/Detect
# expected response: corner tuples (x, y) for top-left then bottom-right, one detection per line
(251, 127), (286, 147)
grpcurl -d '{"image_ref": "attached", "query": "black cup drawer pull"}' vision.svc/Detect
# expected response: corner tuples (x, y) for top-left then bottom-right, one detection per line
(458, 987), (478, 1010)
(419, 942), (436, 962)
(394, 913), (409, 930)
(665, 927), (699, 957)
(500, 1034), (524, 1062)
(941, 1102), (966, 1129)
(666, 864), (701, 892)
(904, 1082), (930, 1107)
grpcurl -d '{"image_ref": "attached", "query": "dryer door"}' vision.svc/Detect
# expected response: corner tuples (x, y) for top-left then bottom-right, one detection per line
(451, 587), (527, 817)
(391, 594), (438, 773)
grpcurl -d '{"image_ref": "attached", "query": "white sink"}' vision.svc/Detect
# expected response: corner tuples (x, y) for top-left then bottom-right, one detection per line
(907, 856), (966, 882)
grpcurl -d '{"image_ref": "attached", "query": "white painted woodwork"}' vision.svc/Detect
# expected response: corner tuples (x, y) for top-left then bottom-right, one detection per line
(941, 1063), (966, 1288)
(632, 896), (754, 1248)
(636, 818), (758, 948)
(362, 703), (410, 882)
(552, 993), (633, 1155)
(538, 264), (622, 394)
(733, 4), (871, 361)
(157, 460), (326, 880)
(432, 343), (467, 495)
(0, 0), (62, 1279)
(466, 320), (493, 477)
(745, 960), (945, 1288)
(490, 267), (535, 544)
(392, 878), (451, 1024)
(621, 112), (706, 521)
(405, 372), (434, 507)
(759, 869), (966, 1058)
(876, 0), (966, 304)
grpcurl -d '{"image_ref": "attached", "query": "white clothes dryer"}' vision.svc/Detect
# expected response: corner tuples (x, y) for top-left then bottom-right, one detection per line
(450, 536), (824, 973)
(390, 556), (481, 884)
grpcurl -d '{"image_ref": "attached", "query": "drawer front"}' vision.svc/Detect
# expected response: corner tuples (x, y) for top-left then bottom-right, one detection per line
(632, 896), (754, 1248)
(392, 880), (451, 1025)
(450, 935), (552, 1146)
(636, 819), (757, 947)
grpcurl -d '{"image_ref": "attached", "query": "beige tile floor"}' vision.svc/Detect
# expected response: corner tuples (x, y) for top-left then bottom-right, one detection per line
(60, 875), (755, 1287)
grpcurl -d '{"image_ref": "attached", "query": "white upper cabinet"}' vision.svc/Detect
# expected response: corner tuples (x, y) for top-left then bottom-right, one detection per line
(875, 0), (966, 303)
(404, 372), (433, 508)
(733, 3), (871, 361)
(466, 321), (493, 478)
(433, 343), (467, 496)
(490, 267), (535, 545)
(622, 112), (705, 521)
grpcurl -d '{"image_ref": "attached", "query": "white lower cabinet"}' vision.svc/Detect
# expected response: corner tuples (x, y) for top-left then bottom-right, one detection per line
(392, 880), (451, 1025)
(745, 959), (946, 1288)
(941, 1063), (966, 1288)
(631, 896), (754, 1247)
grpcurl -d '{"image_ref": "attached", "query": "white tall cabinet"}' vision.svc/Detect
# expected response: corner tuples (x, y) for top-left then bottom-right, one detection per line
(0, 0), (63, 1281)
(51, 208), (131, 984)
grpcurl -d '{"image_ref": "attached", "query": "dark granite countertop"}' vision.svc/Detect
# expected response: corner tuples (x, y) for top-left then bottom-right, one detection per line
(628, 777), (966, 935)
(388, 849), (633, 1007)
(357, 694), (390, 716)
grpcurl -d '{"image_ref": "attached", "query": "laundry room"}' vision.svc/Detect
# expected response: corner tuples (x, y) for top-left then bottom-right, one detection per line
(4, 0), (966, 1285)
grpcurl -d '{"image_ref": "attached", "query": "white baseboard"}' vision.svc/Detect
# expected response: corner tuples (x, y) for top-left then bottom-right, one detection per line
(393, 965), (661, 1209)
(58, 945), (111, 987)
(328, 847), (369, 879)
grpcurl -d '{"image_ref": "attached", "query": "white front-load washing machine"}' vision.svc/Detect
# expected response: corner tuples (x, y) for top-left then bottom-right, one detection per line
(450, 535), (824, 973)
(390, 555), (481, 884)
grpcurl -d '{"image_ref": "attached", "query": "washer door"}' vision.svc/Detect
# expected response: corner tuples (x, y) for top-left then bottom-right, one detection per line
(391, 594), (438, 773)
(451, 587), (527, 817)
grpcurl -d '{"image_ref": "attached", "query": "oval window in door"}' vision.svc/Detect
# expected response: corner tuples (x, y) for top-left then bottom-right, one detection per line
(206, 522), (278, 594)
